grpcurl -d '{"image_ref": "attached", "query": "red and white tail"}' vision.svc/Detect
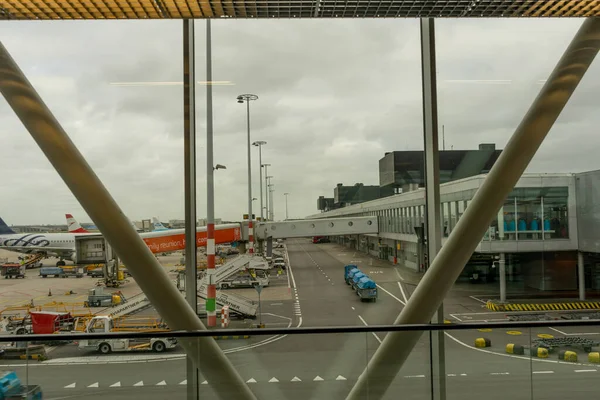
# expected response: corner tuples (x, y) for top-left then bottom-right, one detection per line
(66, 213), (89, 233)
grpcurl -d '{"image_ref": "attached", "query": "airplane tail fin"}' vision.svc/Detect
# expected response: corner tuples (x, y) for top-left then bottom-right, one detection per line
(66, 213), (89, 233)
(0, 217), (16, 234)
(152, 217), (168, 231)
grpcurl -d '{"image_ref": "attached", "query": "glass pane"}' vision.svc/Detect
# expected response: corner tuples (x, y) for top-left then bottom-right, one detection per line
(445, 327), (534, 400)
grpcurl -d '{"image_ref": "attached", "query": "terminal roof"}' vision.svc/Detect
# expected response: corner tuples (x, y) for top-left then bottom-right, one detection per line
(2, 0), (599, 20)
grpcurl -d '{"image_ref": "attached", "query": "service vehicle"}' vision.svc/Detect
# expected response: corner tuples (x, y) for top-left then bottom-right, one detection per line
(77, 315), (177, 354)
(1, 264), (25, 279)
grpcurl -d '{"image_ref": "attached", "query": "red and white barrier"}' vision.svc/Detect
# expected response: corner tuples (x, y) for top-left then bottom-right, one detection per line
(221, 305), (230, 328)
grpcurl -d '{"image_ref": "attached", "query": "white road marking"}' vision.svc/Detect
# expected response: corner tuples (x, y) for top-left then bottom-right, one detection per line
(336, 375), (347, 381)
(377, 284), (406, 305)
(110, 381), (122, 387)
(314, 376), (324, 381)
(270, 303), (283, 306)
(64, 383), (76, 388)
(532, 371), (554, 374)
(156, 380), (167, 386)
(447, 374), (457, 377)
(395, 269), (405, 281)
(358, 315), (383, 344)
(351, 307), (355, 310)
(469, 295), (488, 304)
(268, 377), (279, 383)
(491, 372), (510, 375)
(133, 381), (144, 386)
(549, 327), (599, 336)
(247, 378), (257, 383)
(397, 282), (408, 303)
(179, 380), (186, 385)
(88, 382), (99, 388)
(201, 380), (208, 385)
(575, 369), (597, 373)
(449, 314), (463, 322)
(291, 376), (302, 382)
(405, 375), (425, 378)
(377, 282), (600, 369)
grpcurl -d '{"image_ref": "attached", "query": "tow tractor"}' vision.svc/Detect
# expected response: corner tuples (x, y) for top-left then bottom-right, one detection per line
(0, 371), (42, 399)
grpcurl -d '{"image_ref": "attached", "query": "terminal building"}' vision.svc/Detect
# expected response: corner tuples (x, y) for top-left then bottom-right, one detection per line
(309, 145), (600, 296)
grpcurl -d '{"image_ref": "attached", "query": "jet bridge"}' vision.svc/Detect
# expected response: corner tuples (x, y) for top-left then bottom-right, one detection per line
(254, 216), (378, 240)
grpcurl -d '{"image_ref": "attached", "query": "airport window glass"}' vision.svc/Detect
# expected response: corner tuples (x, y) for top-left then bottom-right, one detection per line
(458, 201), (465, 221)
(449, 201), (457, 233)
(515, 188), (543, 240)
(497, 196), (517, 240)
(494, 187), (569, 240)
(542, 187), (569, 239)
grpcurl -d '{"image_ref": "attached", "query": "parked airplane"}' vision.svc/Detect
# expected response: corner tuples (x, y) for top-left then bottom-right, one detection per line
(67, 213), (142, 233)
(0, 217), (241, 267)
(152, 217), (169, 232)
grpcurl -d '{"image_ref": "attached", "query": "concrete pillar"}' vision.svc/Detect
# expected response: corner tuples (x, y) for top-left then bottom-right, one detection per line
(579, 252), (585, 301)
(499, 253), (506, 303)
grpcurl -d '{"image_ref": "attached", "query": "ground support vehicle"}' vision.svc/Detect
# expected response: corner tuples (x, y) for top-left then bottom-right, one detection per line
(39, 266), (64, 278)
(355, 277), (378, 302)
(344, 265), (359, 284)
(344, 264), (378, 302)
(84, 287), (126, 307)
(218, 273), (269, 289)
(1, 264), (25, 279)
(77, 315), (177, 354)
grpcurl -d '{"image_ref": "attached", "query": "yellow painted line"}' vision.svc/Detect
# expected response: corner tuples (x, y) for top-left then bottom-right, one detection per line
(507, 330), (522, 336)
(478, 328), (492, 332)
(537, 333), (554, 339)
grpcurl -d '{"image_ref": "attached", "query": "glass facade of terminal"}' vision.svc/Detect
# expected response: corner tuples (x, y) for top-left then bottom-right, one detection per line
(361, 186), (569, 242)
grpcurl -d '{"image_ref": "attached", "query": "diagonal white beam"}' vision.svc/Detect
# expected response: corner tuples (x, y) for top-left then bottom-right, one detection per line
(346, 17), (600, 400)
(0, 41), (255, 400)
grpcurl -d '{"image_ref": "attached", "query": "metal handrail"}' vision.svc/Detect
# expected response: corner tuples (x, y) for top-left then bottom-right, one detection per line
(3, 318), (600, 343)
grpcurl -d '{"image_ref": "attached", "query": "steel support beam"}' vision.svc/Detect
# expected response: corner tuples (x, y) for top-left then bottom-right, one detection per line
(0, 40), (255, 400)
(499, 253), (507, 303)
(204, 19), (218, 329)
(346, 17), (600, 400)
(183, 19), (200, 399)
(578, 252), (585, 301)
(420, 18), (446, 400)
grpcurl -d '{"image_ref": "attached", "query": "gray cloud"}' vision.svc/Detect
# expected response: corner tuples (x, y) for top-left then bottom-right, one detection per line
(0, 18), (598, 225)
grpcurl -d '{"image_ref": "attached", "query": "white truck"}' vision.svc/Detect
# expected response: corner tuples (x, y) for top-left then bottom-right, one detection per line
(77, 316), (177, 354)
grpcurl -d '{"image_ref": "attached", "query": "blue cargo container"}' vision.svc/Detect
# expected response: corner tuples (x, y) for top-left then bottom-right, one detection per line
(356, 277), (378, 302)
(344, 265), (359, 284)
(351, 272), (366, 290)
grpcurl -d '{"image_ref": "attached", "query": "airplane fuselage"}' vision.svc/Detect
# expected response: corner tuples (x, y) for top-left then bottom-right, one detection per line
(0, 224), (242, 258)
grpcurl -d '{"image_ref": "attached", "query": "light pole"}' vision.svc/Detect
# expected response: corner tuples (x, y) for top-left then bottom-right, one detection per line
(263, 165), (271, 220)
(267, 179), (275, 221)
(237, 94), (258, 254)
(253, 141), (267, 221)
(284, 192), (290, 220)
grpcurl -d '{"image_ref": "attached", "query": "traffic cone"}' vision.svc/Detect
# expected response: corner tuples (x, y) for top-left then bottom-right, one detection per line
(48, 288), (52, 296)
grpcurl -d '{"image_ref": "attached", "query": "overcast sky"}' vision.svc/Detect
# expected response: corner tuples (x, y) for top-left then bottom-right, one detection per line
(1, 18), (598, 225)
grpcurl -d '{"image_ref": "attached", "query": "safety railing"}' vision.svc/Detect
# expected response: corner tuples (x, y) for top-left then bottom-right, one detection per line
(2, 319), (600, 399)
